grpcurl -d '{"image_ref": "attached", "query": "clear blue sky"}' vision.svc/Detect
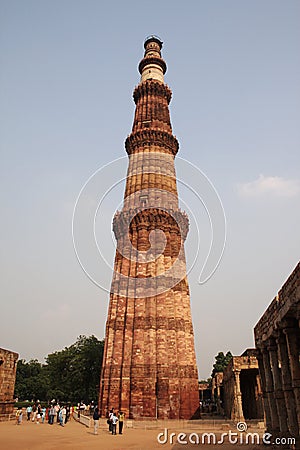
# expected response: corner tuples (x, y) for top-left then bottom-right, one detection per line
(1, 0), (299, 378)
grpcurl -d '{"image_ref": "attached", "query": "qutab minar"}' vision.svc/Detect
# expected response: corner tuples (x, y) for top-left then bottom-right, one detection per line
(99, 36), (200, 419)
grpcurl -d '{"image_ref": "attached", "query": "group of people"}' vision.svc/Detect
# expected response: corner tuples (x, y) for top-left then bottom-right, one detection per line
(16, 403), (72, 426)
(16, 402), (126, 436)
(25, 403), (47, 424)
(47, 403), (71, 426)
(92, 407), (125, 436)
(107, 408), (125, 435)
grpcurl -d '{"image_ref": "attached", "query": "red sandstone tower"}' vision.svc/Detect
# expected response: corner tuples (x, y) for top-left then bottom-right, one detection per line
(99, 36), (199, 419)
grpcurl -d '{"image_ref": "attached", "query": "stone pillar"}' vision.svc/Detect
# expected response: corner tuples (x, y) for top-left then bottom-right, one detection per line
(257, 349), (272, 432)
(216, 383), (222, 414)
(262, 348), (280, 433)
(284, 324), (300, 431)
(277, 331), (299, 438)
(268, 338), (289, 435)
(233, 370), (244, 421)
(256, 374), (264, 419)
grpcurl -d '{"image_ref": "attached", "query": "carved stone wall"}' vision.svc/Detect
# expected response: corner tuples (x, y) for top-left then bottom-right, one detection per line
(222, 350), (263, 421)
(0, 348), (18, 420)
(255, 261), (300, 447)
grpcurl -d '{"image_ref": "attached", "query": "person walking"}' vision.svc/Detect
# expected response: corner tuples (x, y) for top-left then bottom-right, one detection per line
(26, 405), (32, 421)
(48, 405), (55, 425)
(55, 403), (60, 423)
(111, 412), (118, 435)
(108, 408), (114, 432)
(58, 406), (66, 426)
(69, 405), (73, 421)
(65, 405), (70, 423)
(15, 407), (23, 425)
(118, 410), (125, 434)
(62, 406), (67, 425)
(41, 406), (46, 423)
(31, 403), (37, 422)
(93, 407), (100, 435)
(58, 407), (65, 426)
(36, 403), (42, 424)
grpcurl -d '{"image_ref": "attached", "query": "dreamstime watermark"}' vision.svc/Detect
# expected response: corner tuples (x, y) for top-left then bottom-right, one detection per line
(72, 154), (226, 296)
(157, 422), (296, 446)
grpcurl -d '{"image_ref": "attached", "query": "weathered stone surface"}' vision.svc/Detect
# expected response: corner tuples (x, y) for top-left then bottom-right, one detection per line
(221, 350), (264, 421)
(99, 37), (199, 420)
(0, 348), (18, 421)
(255, 262), (300, 447)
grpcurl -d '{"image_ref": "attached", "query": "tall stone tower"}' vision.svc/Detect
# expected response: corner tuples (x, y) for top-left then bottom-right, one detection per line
(99, 36), (199, 419)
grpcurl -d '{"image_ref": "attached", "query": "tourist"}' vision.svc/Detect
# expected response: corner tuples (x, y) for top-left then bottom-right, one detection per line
(54, 403), (60, 422)
(15, 407), (23, 425)
(31, 403), (37, 422)
(41, 406), (46, 423)
(48, 404), (55, 425)
(59, 405), (66, 426)
(79, 402), (86, 413)
(108, 408), (114, 432)
(45, 405), (50, 422)
(62, 405), (67, 424)
(58, 407), (65, 426)
(69, 405), (73, 421)
(111, 412), (118, 435)
(118, 410), (125, 434)
(89, 401), (95, 416)
(93, 406), (100, 435)
(26, 404), (32, 421)
(36, 403), (42, 424)
(65, 404), (70, 423)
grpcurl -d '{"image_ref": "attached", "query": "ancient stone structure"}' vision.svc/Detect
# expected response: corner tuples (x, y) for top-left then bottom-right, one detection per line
(222, 349), (264, 421)
(211, 372), (224, 414)
(199, 381), (211, 403)
(99, 36), (199, 419)
(0, 348), (18, 421)
(255, 262), (300, 446)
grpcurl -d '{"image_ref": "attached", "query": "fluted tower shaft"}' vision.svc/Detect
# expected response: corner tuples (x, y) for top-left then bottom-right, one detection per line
(99, 36), (199, 419)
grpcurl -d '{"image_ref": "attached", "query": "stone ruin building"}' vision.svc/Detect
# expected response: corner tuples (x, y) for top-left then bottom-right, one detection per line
(0, 347), (18, 421)
(199, 381), (211, 404)
(99, 36), (199, 419)
(255, 261), (300, 447)
(222, 349), (264, 421)
(210, 350), (263, 421)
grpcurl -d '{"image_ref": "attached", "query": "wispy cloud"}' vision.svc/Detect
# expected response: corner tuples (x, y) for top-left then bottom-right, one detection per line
(237, 174), (300, 198)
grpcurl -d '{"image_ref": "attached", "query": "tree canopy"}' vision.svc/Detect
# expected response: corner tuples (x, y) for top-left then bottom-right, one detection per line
(14, 335), (104, 403)
(211, 351), (233, 377)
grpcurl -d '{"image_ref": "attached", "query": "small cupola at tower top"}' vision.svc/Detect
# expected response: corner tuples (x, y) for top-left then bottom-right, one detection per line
(138, 35), (167, 83)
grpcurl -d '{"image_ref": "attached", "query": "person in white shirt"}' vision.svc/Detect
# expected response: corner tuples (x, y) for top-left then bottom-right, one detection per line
(108, 408), (114, 432)
(111, 413), (118, 435)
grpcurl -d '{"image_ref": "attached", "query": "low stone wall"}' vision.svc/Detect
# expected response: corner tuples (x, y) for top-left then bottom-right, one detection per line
(73, 411), (91, 427)
(0, 401), (15, 422)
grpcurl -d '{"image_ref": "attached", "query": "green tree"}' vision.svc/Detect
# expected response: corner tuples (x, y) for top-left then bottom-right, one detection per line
(211, 351), (232, 377)
(199, 377), (212, 387)
(14, 335), (104, 403)
(46, 335), (104, 403)
(14, 359), (50, 401)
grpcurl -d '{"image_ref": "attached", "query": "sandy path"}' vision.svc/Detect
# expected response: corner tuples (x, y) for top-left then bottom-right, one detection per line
(0, 418), (263, 450)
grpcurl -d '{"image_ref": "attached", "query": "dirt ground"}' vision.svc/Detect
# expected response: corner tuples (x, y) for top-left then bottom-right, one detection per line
(0, 417), (265, 450)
